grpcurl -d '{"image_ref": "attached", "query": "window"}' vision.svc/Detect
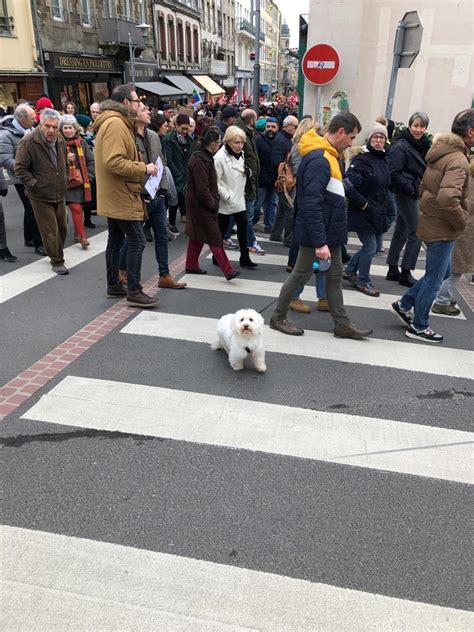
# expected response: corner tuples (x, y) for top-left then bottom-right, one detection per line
(168, 19), (176, 61)
(81, 0), (92, 26)
(193, 28), (199, 63)
(158, 16), (167, 57)
(0, 0), (13, 35)
(177, 22), (184, 62)
(52, 0), (66, 21)
(185, 25), (192, 62)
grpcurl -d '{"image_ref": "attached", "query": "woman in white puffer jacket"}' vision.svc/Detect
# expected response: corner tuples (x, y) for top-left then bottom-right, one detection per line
(214, 125), (257, 269)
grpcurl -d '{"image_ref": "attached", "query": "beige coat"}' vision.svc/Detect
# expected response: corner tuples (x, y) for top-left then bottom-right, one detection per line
(93, 100), (146, 220)
(418, 132), (470, 243)
(451, 157), (473, 273)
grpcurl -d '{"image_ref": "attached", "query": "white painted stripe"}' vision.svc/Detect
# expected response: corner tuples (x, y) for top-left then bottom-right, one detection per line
(181, 274), (466, 320)
(0, 230), (108, 304)
(3, 526), (472, 631)
(209, 251), (425, 279)
(121, 311), (473, 380)
(22, 376), (474, 483)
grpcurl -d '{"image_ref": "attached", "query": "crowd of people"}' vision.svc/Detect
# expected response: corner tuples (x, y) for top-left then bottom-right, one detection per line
(0, 86), (472, 344)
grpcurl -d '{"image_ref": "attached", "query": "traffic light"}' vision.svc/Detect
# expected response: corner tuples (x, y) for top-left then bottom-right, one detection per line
(250, 52), (256, 61)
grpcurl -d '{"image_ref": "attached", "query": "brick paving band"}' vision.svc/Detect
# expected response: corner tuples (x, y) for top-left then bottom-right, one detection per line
(0, 251), (188, 420)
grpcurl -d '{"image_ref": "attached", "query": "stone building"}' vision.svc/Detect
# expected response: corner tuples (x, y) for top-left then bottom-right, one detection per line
(279, 21), (298, 95)
(259, 0), (280, 96)
(0, 0), (46, 110)
(304, 0), (474, 134)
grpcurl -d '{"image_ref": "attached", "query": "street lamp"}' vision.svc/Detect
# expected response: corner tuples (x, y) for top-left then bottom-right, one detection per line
(128, 22), (153, 85)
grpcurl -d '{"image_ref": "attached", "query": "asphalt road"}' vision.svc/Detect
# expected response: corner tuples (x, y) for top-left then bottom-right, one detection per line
(1, 186), (473, 631)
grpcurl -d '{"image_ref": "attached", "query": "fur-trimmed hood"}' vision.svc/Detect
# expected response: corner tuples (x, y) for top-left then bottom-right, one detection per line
(93, 99), (136, 134)
(425, 132), (469, 165)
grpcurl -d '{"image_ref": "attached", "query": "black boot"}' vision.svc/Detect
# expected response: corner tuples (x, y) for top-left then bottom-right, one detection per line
(399, 269), (416, 287)
(212, 255), (219, 266)
(240, 250), (258, 269)
(0, 247), (18, 262)
(84, 207), (96, 229)
(386, 265), (400, 281)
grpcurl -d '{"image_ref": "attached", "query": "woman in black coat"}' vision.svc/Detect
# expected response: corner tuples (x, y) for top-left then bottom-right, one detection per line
(185, 127), (239, 281)
(386, 111), (431, 286)
(343, 123), (391, 296)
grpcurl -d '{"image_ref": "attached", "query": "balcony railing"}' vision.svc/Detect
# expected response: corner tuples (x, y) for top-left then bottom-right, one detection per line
(201, 57), (227, 76)
(236, 18), (264, 41)
(0, 14), (14, 35)
(98, 16), (147, 46)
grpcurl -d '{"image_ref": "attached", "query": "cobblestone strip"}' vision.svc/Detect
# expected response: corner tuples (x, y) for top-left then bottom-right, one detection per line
(0, 251), (189, 420)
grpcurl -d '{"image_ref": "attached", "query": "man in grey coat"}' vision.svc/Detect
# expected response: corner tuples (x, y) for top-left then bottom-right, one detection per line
(0, 104), (46, 255)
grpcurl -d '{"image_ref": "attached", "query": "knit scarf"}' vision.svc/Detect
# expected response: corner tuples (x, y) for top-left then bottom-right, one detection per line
(66, 137), (91, 202)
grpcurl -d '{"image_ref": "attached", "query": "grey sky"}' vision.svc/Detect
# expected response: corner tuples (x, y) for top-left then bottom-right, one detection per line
(275, 0), (310, 48)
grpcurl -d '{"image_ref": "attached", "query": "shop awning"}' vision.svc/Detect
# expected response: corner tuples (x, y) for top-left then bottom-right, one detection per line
(135, 82), (185, 97)
(163, 74), (204, 95)
(191, 75), (224, 95)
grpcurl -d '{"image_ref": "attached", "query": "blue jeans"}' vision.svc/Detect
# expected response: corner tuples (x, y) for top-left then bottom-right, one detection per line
(254, 186), (278, 229)
(345, 232), (377, 285)
(148, 197), (170, 276)
(106, 218), (146, 292)
(400, 240), (455, 330)
(245, 198), (256, 246)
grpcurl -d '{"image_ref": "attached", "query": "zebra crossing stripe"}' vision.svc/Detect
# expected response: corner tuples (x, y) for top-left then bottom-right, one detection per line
(22, 376), (474, 484)
(3, 525), (472, 630)
(208, 251), (424, 279)
(0, 231), (108, 304)
(181, 274), (466, 320)
(120, 312), (473, 380)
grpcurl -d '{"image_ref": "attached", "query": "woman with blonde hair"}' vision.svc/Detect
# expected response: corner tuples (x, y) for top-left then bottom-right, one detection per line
(214, 125), (257, 269)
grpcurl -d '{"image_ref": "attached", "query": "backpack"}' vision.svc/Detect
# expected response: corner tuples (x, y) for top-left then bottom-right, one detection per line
(275, 151), (296, 196)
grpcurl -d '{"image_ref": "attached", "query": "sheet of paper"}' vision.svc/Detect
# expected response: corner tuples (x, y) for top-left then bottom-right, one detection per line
(144, 156), (164, 200)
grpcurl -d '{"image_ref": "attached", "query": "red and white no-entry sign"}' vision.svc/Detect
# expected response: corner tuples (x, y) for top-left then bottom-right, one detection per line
(302, 43), (340, 86)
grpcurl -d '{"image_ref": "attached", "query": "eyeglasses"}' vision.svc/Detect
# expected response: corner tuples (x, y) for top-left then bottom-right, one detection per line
(128, 98), (141, 103)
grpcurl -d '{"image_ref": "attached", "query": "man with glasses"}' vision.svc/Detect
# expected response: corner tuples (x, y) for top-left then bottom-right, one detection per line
(270, 115), (299, 247)
(94, 84), (159, 307)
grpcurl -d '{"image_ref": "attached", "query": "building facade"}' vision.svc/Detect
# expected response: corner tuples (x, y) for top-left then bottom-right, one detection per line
(259, 0), (281, 96)
(304, 0), (474, 134)
(0, 0), (46, 111)
(235, 0), (254, 100)
(279, 21), (298, 95)
(200, 0), (235, 91)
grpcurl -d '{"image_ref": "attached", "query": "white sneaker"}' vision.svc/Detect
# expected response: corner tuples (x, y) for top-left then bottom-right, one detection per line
(405, 325), (443, 344)
(223, 238), (238, 250)
(249, 241), (265, 255)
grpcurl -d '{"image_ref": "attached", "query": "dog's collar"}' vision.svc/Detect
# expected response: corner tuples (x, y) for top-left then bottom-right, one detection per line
(245, 346), (252, 354)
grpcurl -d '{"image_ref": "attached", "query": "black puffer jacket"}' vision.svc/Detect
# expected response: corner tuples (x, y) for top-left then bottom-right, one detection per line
(389, 128), (430, 198)
(345, 145), (391, 234)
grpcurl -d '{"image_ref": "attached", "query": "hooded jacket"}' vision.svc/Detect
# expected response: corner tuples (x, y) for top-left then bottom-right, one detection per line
(388, 129), (428, 198)
(294, 130), (347, 248)
(235, 117), (260, 199)
(0, 116), (28, 184)
(14, 126), (67, 203)
(418, 132), (470, 243)
(93, 100), (147, 220)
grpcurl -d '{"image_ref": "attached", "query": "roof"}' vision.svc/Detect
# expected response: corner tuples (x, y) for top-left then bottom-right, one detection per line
(281, 22), (290, 35)
(163, 74), (204, 95)
(191, 75), (224, 95)
(135, 82), (185, 97)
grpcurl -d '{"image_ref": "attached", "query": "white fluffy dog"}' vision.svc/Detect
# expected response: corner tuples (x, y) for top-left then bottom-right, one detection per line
(211, 309), (266, 372)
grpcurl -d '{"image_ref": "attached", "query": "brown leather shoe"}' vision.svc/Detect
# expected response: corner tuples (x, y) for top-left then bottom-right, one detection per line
(270, 317), (304, 336)
(126, 290), (160, 308)
(289, 298), (311, 314)
(317, 298), (329, 312)
(158, 274), (187, 289)
(334, 323), (373, 339)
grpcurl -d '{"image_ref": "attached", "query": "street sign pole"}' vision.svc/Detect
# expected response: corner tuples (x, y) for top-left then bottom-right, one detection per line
(385, 11), (423, 119)
(316, 85), (321, 123)
(253, 0), (261, 110)
(301, 43), (340, 124)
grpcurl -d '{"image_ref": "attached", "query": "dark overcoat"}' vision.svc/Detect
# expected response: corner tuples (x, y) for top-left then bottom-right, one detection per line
(185, 148), (222, 246)
(345, 145), (391, 234)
